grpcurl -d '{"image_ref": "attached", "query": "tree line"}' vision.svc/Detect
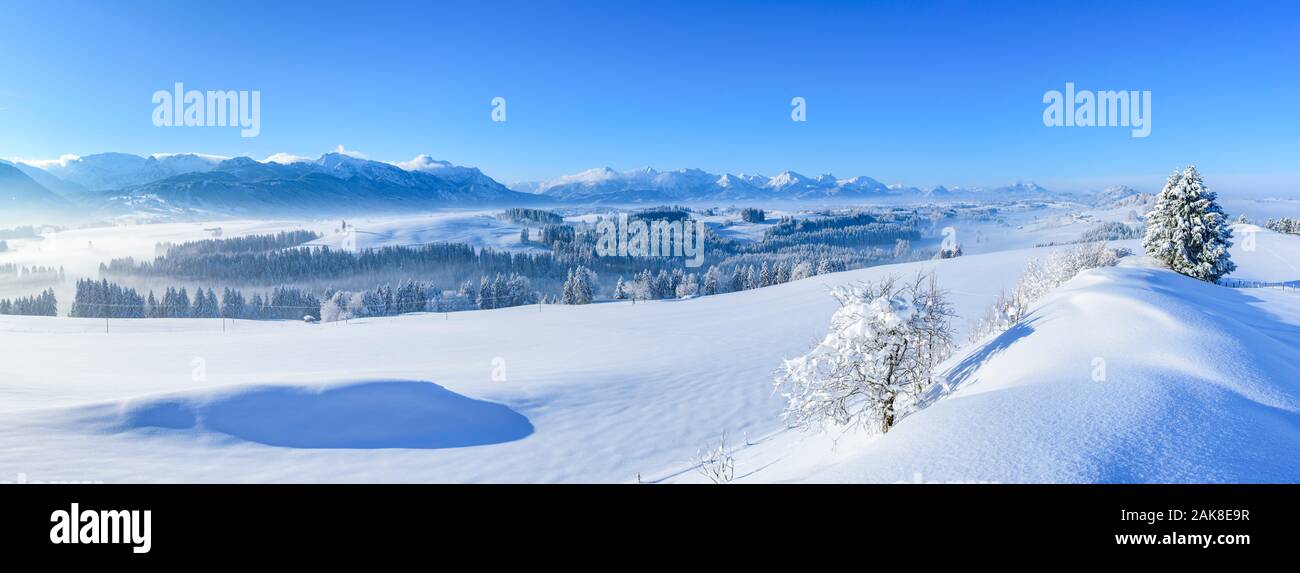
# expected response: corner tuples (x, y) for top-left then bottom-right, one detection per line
(0, 289), (57, 316)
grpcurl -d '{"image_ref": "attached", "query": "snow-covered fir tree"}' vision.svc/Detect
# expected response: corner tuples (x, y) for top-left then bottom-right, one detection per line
(561, 266), (598, 304)
(1142, 165), (1235, 282)
(702, 266), (721, 295)
(0, 289), (57, 316)
(675, 272), (699, 298)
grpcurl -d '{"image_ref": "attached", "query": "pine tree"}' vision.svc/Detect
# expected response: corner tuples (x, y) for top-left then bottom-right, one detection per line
(1142, 165), (1235, 282)
(702, 266), (720, 295)
(743, 265), (758, 290)
(562, 266), (597, 304)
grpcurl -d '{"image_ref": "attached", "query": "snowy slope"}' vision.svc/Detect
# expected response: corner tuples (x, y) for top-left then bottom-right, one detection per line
(1224, 224), (1300, 283)
(0, 245), (1052, 483)
(0, 234), (1295, 483)
(718, 260), (1300, 483)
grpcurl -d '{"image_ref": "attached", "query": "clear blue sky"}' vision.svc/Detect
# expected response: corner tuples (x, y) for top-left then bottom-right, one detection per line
(1, 0), (1297, 193)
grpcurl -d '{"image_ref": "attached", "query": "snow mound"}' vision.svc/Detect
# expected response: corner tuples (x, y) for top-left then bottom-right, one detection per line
(101, 381), (533, 449)
(740, 264), (1300, 483)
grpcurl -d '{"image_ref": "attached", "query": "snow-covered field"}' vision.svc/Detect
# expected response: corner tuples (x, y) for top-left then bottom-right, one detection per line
(1, 199), (1297, 484)
(1, 225), (1297, 483)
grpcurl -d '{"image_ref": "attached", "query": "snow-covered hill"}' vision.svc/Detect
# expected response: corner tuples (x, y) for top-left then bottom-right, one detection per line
(0, 244), (1063, 482)
(709, 260), (1300, 483)
(3, 231), (1297, 483)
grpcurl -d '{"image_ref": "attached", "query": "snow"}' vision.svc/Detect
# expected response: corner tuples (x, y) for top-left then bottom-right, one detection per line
(722, 260), (1300, 483)
(1224, 224), (1300, 283)
(0, 243), (1056, 483)
(103, 380), (533, 449)
(0, 210), (1296, 483)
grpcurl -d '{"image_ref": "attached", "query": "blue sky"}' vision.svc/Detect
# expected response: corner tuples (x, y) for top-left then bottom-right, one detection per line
(1, 0), (1297, 193)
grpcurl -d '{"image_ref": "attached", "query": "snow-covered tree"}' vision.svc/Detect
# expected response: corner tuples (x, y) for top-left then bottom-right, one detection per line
(561, 266), (597, 305)
(790, 260), (814, 281)
(775, 274), (955, 435)
(220, 288), (245, 318)
(675, 272), (699, 298)
(773, 262), (791, 284)
(320, 290), (351, 323)
(758, 262), (773, 287)
(894, 238), (911, 258)
(691, 432), (736, 484)
(701, 266), (721, 295)
(727, 268), (744, 292)
(1142, 165), (1235, 282)
(742, 265), (758, 290)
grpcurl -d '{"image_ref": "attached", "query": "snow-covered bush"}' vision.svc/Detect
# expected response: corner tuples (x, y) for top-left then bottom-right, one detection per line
(969, 242), (1124, 343)
(1142, 165), (1235, 282)
(775, 274), (955, 435)
(691, 432), (736, 484)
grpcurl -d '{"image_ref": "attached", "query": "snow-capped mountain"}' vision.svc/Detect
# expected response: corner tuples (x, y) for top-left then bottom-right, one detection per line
(31, 153), (224, 192)
(0, 162), (76, 222)
(102, 153), (539, 216)
(1094, 185), (1154, 209)
(1, 159), (90, 198)
(512, 166), (1045, 203)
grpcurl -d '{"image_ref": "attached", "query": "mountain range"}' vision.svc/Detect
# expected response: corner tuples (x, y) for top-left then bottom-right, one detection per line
(510, 166), (1052, 203)
(0, 161), (76, 218)
(1, 152), (1066, 220)
(2, 153), (539, 219)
